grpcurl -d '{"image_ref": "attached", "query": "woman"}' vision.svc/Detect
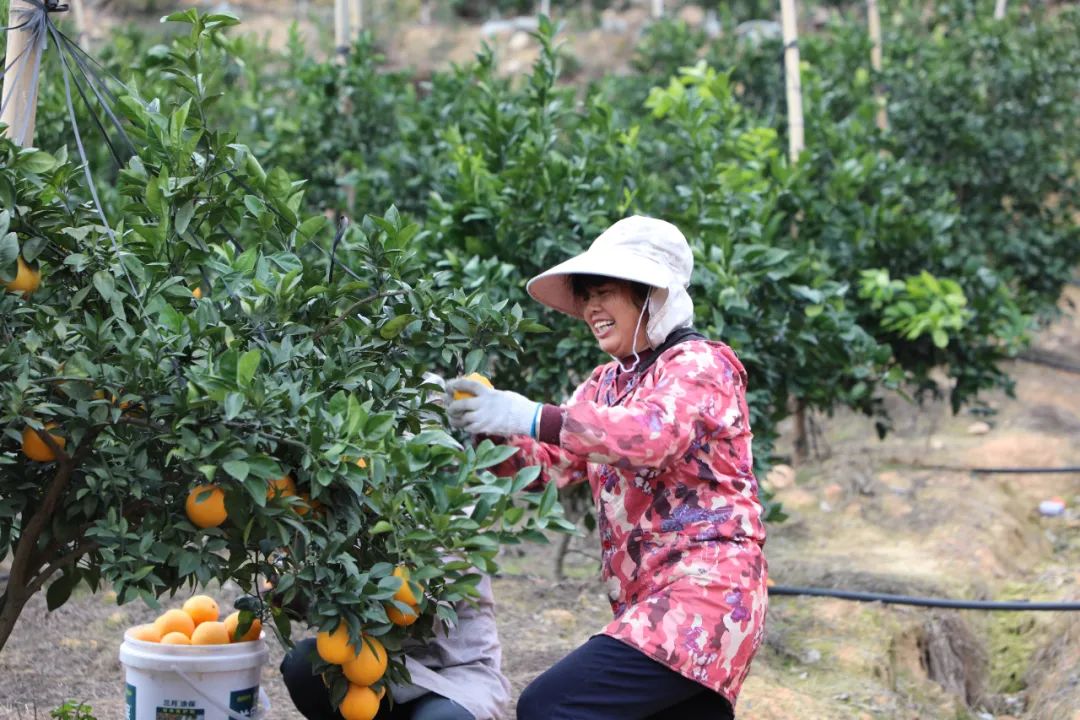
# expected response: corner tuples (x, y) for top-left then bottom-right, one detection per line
(447, 216), (768, 719)
(280, 572), (512, 720)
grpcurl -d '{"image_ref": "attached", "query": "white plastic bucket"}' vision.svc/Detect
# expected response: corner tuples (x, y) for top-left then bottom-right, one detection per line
(119, 628), (271, 720)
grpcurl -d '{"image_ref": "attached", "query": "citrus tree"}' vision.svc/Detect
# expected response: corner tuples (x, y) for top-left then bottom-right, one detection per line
(0, 11), (571, 706)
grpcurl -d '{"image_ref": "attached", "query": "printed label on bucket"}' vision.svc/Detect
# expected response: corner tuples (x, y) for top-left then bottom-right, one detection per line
(154, 699), (205, 719)
(125, 684), (136, 720)
(230, 686), (258, 716)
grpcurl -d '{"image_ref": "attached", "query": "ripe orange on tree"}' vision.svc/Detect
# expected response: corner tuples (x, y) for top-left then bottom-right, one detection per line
(339, 684), (380, 720)
(385, 603), (419, 627)
(266, 474), (296, 501)
(342, 635), (387, 685)
(452, 372), (493, 400)
(185, 485), (227, 528)
(182, 595), (220, 625)
(4, 256), (40, 295)
(21, 423), (65, 462)
(392, 565), (422, 606)
(316, 623), (358, 664)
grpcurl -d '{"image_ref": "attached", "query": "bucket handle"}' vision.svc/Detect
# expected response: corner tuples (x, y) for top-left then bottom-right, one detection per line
(170, 665), (271, 720)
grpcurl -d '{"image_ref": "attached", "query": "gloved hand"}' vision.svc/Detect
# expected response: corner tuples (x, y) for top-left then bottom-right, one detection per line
(446, 378), (541, 438)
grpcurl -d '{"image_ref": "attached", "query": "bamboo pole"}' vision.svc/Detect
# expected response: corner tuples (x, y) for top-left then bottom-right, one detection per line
(867, 0), (888, 131)
(993, 0), (1007, 20)
(780, 0), (808, 463)
(651, 0), (665, 19)
(349, 0), (364, 39)
(780, 0), (804, 163)
(334, 0), (350, 64)
(69, 0), (86, 43)
(1, 0), (45, 147)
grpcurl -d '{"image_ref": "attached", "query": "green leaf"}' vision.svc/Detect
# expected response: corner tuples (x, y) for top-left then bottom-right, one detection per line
(237, 349), (261, 388)
(379, 313), (416, 340)
(18, 150), (58, 174)
(46, 571), (80, 611)
(371, 520), (393, 535)
(175, 201), (196, 235)
(223, 461), (250, 481)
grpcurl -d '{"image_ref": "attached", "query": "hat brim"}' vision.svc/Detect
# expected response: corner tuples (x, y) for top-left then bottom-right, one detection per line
(526, 251), (672, 318)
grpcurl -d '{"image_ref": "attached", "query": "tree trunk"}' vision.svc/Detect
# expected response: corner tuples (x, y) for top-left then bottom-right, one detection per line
(0, 586), (31, 654)
(793, 399), (809, 465)
(1, 0), (46, 147)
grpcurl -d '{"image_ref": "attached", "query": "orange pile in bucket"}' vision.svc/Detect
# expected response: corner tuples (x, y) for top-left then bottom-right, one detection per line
(129, 595), (262, 645)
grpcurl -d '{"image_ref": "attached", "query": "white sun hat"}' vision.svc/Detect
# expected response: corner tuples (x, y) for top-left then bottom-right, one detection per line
(526, 215), (695, 347)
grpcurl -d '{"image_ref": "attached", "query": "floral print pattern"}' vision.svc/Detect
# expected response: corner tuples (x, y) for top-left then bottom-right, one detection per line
(493, 340), (768, 705)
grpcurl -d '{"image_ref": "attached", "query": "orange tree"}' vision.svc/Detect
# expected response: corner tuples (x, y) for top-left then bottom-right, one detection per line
(0, 10), (570, 698)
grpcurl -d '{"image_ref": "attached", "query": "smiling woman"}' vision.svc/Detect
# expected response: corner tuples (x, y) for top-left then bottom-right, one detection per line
(570, 274), (652, 360)
(445, 216), (767, 720)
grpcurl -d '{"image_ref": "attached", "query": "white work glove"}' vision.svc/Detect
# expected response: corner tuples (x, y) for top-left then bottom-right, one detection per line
(446, 378), (541, 438)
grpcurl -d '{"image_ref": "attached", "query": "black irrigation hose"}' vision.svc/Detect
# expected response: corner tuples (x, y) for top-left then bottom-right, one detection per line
(1018, 352), (1080, 376)
(891, 461), (1080, 475)
(769, 585), (1080, 611)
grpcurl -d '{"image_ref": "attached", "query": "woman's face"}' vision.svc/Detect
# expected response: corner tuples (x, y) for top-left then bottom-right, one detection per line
(581, 280), (651, 358)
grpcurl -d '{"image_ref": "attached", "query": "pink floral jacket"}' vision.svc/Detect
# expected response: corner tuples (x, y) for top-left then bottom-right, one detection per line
(494, 339), (768, 705)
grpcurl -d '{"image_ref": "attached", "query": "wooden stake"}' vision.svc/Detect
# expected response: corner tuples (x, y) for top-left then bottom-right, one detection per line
(994, 0), (1007, 20)
(780, 0), (804, 162)
(1, 0), (45, 147)
(334, 0), (350, 64)
(867, 0), (888, 130)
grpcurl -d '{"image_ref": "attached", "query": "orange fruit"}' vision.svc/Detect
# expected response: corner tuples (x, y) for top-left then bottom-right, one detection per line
(21, 423), (65, 462)
(191, 621), (230, 645)
(130, 624), (162, 643)
(453, 372), (493, 400)
(186, 485), (227, 529)
(182, 595), (220, 625)
(267, 474), (296, 501)
(342, 635), (387, 685)
(4, 256), (41, 295)
(356, 457), (367, 469)
(192, 286), (203, 300)
(316, 623), (358, 664)
(339, 684), (380, 720)
(161, 632), (191, 645)
(155, 609), (196, 638)
(224, 611), (262, 642)
(385, 603), (418, 627)
(295, 491), (323, 517)
(392, 565), (422, 606)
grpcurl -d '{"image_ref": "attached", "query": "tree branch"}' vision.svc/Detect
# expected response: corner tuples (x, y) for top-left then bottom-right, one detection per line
(312, 289), (409, 341)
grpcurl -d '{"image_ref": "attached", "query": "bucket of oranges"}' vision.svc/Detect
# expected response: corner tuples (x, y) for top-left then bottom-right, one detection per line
(118, 594), (269, 719)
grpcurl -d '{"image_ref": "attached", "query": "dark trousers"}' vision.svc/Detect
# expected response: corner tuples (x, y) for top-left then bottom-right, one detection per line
(281, 639), (475, 720)
(517, 634), (736, 720)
